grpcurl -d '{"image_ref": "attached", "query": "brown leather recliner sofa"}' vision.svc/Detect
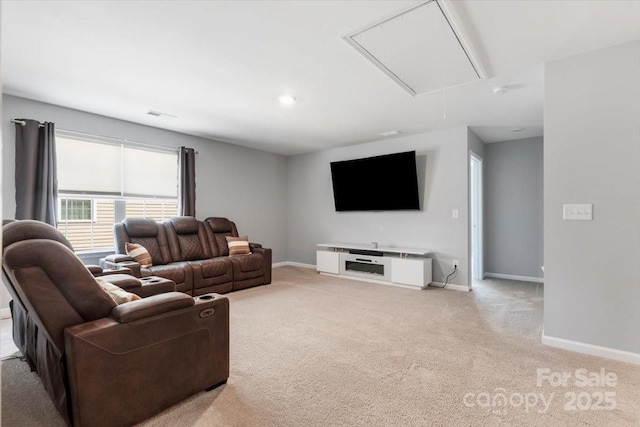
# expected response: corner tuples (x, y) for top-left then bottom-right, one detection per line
(2, 220), (176, 374)
(2, 220), (230, 427)
(103, 216), (272, 296)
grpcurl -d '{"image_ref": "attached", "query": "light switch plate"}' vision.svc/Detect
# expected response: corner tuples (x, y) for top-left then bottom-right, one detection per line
(563, 204), (593, 221)
(452, 209), (459, 219)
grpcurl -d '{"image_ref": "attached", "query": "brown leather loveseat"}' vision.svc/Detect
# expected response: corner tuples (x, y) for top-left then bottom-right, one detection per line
(2, 219), (230, 427)
(103, 216), (272, 296)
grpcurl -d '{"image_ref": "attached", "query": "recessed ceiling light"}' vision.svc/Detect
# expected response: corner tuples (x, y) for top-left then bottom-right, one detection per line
(278, 95), (296, 105)
(511, 127), (525, 132)
(492, 85), (509, 95)
(147, 110), (177, 119)
(379, 130), (401, 137)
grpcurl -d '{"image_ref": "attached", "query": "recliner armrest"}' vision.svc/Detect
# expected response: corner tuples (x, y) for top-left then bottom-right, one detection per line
(104, 254), (134, 263)
(102, 255), (142, 278)
(99, 274), (142, 290)
(110, 292), (194, 323)
(86, 265), (103, 275)
(64, 294), (229, 427)
(249, 242), (262, 249)
(97, 267), (134, 277)
(90, 264), (135, 278)
(249, 246), (272, 284)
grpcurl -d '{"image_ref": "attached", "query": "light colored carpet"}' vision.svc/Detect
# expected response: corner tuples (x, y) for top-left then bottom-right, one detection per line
(2, 266), (639, 426)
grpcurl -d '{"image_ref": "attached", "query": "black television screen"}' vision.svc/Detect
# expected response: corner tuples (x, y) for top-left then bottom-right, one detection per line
(330, 151), (420, 211)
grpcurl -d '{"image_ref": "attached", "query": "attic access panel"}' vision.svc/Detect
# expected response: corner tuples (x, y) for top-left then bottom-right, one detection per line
(345, 0), (485, 96)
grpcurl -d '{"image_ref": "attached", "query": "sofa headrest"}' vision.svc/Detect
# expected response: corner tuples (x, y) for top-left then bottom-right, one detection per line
(205, 217), (232, 233)
(2, 220), (74, 250)
(123, 218), (158, 237)
(170, 216), (199, 235)
(3, 239), (116, 323)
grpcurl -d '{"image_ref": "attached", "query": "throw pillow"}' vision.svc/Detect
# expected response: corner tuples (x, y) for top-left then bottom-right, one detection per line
(96, 278), (141, 305)
(125, 242), (153, 267)
(226, 236), (251, 255)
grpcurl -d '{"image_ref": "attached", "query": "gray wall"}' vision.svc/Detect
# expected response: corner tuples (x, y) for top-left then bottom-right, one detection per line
(544, 40), (640, 354)
(484, 137), (543, 279)
(2, 95), (288, 308)
(467, 128), (485, 159)
(286, 127), (471, 287)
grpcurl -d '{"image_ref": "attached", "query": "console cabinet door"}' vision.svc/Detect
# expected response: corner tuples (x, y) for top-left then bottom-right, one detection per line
(391, 258), (432, 287)
(316, 251), (340, 274)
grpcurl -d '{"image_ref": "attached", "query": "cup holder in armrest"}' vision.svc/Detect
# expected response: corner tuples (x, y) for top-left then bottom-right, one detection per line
(141, 278), (161, 284)
(199, 295), (214, 300)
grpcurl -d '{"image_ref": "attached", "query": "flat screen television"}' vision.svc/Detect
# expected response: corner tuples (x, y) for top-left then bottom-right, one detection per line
(330, 151), (420, 211)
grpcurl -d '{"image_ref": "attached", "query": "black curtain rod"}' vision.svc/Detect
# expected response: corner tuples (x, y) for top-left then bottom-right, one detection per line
(11, 119), (199, 154)
(11, 119), (45, 128)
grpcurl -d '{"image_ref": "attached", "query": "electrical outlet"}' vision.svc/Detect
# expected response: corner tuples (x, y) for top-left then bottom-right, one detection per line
(452, 259), (459, 269)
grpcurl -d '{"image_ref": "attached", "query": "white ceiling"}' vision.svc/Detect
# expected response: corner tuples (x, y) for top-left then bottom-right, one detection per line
(3, 1), (640, 156)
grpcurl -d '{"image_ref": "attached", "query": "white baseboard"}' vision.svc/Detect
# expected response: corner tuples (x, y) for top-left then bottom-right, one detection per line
(273, 261), (316, 269)
(484, 272), (544, 283)
(1, 308), (11, 319)
(430, 282), (470, 292)
(542, 333), (640, 365)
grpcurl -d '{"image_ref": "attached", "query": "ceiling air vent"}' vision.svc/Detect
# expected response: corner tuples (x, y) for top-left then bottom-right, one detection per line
(344, 0), (486, 96)
(147, 110), (177, 119)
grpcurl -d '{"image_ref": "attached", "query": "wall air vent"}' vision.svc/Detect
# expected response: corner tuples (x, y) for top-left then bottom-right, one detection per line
(344, 0), (486, 96)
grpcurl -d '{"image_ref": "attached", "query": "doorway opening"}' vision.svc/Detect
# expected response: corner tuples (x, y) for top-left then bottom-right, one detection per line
(470, 152), (483, 282)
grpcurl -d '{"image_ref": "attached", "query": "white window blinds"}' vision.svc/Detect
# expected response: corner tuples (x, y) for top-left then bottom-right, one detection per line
(57, 138), (121, 195)
(122, 147), (178, 197)
(56, 136), (178, 198)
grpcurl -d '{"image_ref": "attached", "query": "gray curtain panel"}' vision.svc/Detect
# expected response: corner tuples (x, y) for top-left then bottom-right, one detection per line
(179, 146), (196, 217)
(14, 119), (58, 226)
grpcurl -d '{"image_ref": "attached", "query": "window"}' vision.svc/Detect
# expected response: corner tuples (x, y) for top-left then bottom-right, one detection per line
(59, 198), (93, 222)
(58, 198), (116, 251)
(55, 132), (179, 251)
(125, 199), (179, 220)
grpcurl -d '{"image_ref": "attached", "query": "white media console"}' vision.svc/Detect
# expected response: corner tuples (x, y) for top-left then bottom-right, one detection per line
(316, 243), (432, 290)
